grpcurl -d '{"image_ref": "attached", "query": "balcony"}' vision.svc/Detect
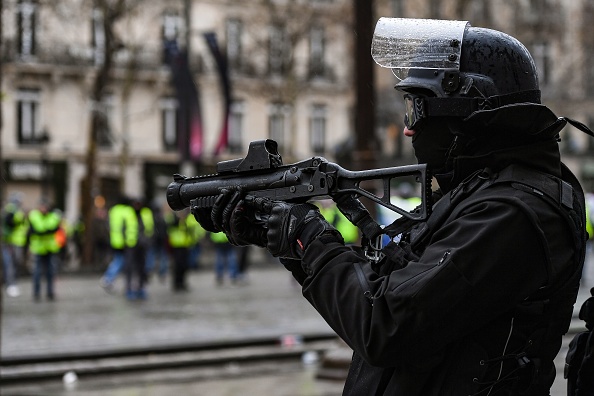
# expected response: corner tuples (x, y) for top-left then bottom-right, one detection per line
(2, 39), (203, 73)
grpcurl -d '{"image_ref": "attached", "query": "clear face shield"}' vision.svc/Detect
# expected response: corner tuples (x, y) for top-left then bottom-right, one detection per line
(371, 18), (469, 81)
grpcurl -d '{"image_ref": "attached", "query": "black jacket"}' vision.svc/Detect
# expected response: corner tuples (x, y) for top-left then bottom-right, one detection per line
(299, 139), (586, 395)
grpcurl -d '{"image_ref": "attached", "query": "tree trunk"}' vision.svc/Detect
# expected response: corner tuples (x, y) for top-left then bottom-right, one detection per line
(81, 2), (117, 267)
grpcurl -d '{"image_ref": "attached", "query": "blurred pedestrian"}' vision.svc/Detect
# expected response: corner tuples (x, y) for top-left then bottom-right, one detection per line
(72, 215), (85, 265)
(210, 232), (238, 286)
(100, 196), (134, 292)
(166, 208), (193, 292)
(146, 203), (169, 283)
(124, 198), (152, 300)
(1, 192), (27, 297)
(27, 198), (61, 301)
(91, 208), (110, 268)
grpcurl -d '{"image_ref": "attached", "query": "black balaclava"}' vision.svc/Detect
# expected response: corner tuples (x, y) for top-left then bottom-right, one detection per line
(411, 117), (457, 175)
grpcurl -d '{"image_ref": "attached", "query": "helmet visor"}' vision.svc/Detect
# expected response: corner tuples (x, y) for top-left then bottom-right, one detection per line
(371, 18), (469, 80)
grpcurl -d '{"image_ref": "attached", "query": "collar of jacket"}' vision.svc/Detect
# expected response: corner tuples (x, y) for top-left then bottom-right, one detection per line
(435, 139), (561, 194)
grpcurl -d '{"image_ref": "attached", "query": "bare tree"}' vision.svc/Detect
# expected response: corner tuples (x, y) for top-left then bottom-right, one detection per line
(79, 0), (144, 266)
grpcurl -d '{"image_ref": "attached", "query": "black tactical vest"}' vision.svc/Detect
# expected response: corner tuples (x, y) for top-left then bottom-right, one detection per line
(374, 163), (587, 394)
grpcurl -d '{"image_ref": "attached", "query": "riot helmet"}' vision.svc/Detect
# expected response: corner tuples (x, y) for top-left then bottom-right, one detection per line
(372, 18), (542, 131)
(372, 17), (594, 188)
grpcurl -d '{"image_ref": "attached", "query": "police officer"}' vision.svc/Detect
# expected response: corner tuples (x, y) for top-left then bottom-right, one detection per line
(194, 18), (593, 395)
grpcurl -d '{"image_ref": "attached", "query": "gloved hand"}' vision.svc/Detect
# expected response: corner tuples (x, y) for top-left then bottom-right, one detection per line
(210, 188), (267, 247)
(244, 196), (341, 259)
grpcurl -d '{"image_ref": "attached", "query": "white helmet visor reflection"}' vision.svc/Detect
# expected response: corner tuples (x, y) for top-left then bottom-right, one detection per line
(371, 18), (470, 81)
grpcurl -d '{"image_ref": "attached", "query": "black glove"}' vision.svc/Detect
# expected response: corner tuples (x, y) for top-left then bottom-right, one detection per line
(245, 196), (341, 259)
(210, 189), (267, 247)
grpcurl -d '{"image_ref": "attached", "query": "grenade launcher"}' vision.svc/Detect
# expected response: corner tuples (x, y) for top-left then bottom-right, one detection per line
(166, 139), (431, 243)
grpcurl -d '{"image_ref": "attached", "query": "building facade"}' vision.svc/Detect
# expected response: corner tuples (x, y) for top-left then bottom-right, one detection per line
(2, 0), (594, 225)
(1, 0), (354, 221)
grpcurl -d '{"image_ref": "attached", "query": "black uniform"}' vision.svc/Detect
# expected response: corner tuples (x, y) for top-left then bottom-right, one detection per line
(190, 17), (593, 396)
(299, 139), (586, 395)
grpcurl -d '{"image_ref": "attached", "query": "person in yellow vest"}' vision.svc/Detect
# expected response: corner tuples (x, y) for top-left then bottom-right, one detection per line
(100, 196), (135, 292)
(166, 208), (193, 292)
(2, 192), (27, 297)
(210, 231), (239, 286)
(27, 198), (61, 301)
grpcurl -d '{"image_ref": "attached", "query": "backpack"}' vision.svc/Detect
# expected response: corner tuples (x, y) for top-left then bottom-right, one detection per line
(565, 287), (594, 396)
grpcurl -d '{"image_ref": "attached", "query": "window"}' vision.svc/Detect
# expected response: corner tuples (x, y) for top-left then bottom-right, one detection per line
(269, 103), (291, 150)
(91, 8), (105, 66)
(162, 12), (182, 41)
(17, 0), (37, 57)
(16, 88), (42, 145)
(269, 24), (290, 75)
(161, 12), (183, 64)
(309, 104), (326, 154)
(309, 26), (326, 78)
(160, 97), (178, 151)
(226, 19), (243, 69)
(532, 42), (550, 86)
(228, 100), (244, 154)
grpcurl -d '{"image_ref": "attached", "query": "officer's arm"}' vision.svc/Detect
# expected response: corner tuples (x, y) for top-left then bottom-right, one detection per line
(299, 199), (548, 367)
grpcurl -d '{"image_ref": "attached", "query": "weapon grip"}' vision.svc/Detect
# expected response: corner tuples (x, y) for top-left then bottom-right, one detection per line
(189, 196), (219, 216)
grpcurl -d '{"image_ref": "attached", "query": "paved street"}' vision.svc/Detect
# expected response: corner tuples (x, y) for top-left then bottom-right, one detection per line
(1, 263), (335, 357)
(1, 254), (592, 395)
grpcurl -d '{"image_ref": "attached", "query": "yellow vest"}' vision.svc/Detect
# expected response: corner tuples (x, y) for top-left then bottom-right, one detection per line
(210, 231), (229, 244)
(109, 204), (138, 249)
(186, 215), (206, 244)
(166, 213), (193, 248)
(28, 209), (61, 255)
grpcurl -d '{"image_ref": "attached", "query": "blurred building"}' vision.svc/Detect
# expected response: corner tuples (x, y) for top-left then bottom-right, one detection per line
(1, 0), (354, 220)
(1, 0), (594, 224)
